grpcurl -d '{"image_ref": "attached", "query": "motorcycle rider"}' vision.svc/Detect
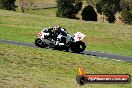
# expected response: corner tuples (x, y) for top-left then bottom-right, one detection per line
(53, 26), (67, 45)
(43, 27), (54, 40)
(43, 26), (67, 45)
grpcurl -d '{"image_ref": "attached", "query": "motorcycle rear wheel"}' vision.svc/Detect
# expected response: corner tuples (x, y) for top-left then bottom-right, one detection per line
(70, 41), (86, 53)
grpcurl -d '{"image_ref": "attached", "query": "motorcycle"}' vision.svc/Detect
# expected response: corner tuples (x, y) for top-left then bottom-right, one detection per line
(35, 28), (86, 53)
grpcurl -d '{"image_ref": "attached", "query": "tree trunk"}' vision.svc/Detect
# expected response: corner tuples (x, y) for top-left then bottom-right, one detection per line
(21, 6), (25, 13)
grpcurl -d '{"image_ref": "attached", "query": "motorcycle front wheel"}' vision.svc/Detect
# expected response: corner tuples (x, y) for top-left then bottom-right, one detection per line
(35, 38), (47, 48)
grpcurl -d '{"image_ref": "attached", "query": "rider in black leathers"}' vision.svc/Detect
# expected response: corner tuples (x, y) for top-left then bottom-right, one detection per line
(44, 26), (67, 45)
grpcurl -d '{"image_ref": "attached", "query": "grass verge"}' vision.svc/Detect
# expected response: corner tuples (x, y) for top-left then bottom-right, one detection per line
(0, 43), (132, 88)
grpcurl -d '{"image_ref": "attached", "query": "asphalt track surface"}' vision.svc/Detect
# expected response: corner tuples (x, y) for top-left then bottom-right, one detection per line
(0, 39), (132, 62)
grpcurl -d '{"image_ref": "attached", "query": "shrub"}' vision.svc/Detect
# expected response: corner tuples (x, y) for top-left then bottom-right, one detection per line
(81, 5), (97, 21)
(0, 0), (16, 11)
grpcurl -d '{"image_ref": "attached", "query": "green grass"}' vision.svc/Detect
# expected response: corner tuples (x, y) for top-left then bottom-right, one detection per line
(25, 8), (56, 17)
(0, 43), (132, 88)
(0, 9), (132, 56)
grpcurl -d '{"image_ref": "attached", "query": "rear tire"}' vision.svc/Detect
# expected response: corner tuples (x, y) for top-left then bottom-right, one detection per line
(35, 38), (47, 48)
(70, 41), (86, 53)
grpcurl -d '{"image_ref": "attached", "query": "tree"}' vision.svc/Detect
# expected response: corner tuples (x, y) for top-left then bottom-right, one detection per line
(81, 5), (97, 21)
(17, 0), (34, 13)
(0, 0), (16, 11)
(18, 0), (28, 13)
(56, 0), (82, 19)
(120, 0), (132, 24)
(86, 0), (98, 6)
(96, 0), (121, 23)
(28, 0), (34, 8)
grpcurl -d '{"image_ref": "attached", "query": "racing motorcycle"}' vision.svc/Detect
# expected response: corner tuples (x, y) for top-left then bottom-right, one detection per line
(35, 28), (86, 53)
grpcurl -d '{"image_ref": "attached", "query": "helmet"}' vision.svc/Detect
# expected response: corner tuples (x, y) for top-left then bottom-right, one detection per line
(53, 26), (61, 31)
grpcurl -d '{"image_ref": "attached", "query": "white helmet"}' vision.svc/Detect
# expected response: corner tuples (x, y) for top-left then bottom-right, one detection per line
(53, 26), (61, 31)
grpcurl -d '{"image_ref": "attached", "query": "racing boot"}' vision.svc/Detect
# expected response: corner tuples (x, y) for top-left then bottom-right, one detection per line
(55, 38), (60, 45)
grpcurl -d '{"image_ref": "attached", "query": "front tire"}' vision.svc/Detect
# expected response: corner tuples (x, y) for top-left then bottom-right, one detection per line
(35, 38), (47, 48)
(70, 41), (86, 53)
